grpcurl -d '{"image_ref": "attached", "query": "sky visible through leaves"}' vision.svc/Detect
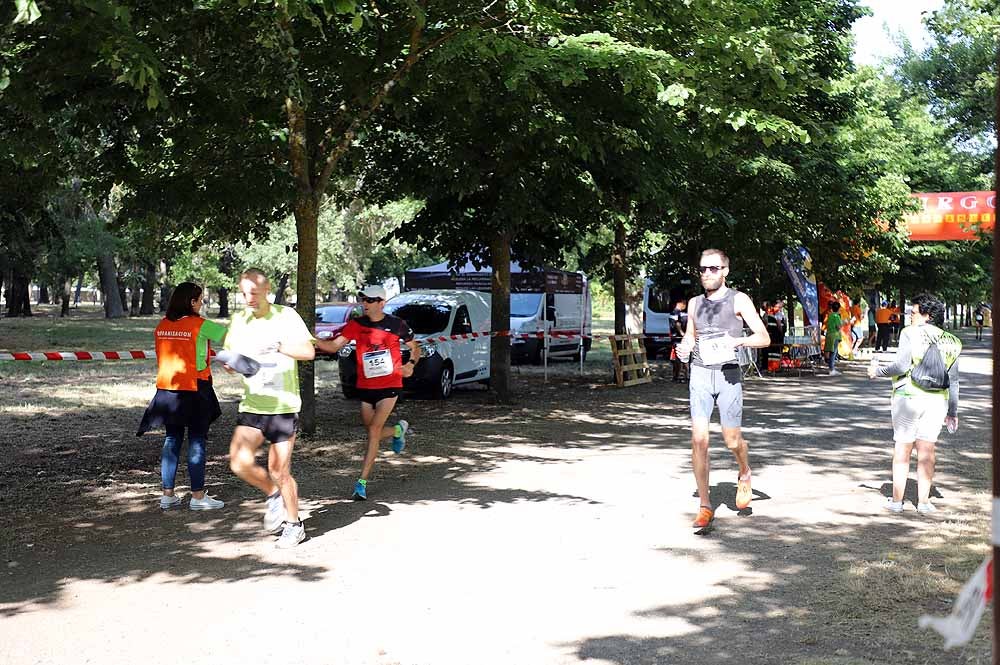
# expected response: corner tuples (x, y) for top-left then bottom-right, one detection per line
(852, 0), (945, 65)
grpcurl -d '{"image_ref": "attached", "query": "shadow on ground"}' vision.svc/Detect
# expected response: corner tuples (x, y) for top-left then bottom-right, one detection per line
(0, 331), (992, 664)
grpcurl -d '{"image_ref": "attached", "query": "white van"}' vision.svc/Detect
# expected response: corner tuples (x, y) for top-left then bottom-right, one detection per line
(405, 261), (592, 365)
(510, 285), (592, 364)
(643, 279), (694, 359)
(337, 290), (491, 399)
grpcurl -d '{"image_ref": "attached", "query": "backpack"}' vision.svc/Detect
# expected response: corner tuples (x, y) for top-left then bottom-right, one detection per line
(910, 331), (954, 391)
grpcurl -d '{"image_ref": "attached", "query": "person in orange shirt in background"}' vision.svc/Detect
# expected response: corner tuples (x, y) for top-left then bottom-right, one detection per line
(137, 282), (228, 511)
(889, 300), (903, 343)
(875, 301), (893, 351)
(849, 300), (864, 352)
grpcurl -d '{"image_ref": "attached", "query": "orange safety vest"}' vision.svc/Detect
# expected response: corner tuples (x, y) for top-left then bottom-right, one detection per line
(155, 316), (211, 391)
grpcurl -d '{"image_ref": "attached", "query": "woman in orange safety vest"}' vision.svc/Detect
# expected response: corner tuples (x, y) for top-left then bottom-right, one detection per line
(137, 282), (228, 511)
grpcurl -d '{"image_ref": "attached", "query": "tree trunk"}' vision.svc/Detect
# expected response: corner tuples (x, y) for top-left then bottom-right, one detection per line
(38, 284), (50, 304)
(612, 217), (628, 336)
(159, 260), (171, 312)
(97, 254), (126, 319)
(60, 278), (72, 317)
(217, 247), (235, 319)
(490, 229), (512, 402)
(293, 196), (319, 436)
(217, 286), (230, 319)
(130, 285), (141, 316)
(118, 278), (128, 316)
(5, 270), (32, 317)
(274, 273), (290, 305)
(140, 263), (156, 315)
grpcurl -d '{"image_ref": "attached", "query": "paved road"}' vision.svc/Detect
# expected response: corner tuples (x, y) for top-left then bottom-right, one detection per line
(1, 333), (993, 664)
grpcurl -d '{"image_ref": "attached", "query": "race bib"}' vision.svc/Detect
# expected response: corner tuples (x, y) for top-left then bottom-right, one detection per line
(362, 349), (393, 379)
(698, 331), (737, 366)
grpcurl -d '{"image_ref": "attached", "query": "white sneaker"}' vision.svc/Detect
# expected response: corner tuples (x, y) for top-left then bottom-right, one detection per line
(160, 495), (182, 510)
(189, 495), (225, 511)
(917, 502), (937, 514)
(275, 521), (306, 549)
(885, 498), (903, 513)
(829, 369), (841, 376)
(264, 493), (286, 533)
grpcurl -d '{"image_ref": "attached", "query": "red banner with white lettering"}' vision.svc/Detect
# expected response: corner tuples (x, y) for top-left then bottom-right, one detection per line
(905, 191), (996, 241)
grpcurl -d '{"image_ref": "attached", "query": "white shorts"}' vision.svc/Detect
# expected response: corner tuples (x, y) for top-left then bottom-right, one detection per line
(891, 394), (948, 443)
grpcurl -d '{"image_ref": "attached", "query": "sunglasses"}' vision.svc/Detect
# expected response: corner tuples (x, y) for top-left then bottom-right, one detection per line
(361, 296), (383, 304)
(698, 265), (724, 274)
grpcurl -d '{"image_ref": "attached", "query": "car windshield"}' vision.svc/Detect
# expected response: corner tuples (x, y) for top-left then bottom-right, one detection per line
(510, 293), (542, 318)
(316, 306), (351, 324)
(386, 302), (452, 334)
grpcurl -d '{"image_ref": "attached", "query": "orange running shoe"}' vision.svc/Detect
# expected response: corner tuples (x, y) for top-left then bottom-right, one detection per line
(692, 506), (714, 528)
(736, 471), (752, 510)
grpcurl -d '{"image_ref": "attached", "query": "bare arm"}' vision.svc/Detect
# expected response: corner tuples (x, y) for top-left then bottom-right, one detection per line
(946, 356), (959, 417)
(734, 293), (770, 348)
(314, 335), (352, 355)
(401, 339), (422, 378)
(280, 338), (315, 361)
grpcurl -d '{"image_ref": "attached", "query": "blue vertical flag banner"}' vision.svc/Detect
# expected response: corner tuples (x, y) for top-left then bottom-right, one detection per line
(781, 247), (820, 326)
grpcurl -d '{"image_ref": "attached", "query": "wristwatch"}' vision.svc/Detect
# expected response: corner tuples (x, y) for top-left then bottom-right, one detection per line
(406, 358), (417, 366)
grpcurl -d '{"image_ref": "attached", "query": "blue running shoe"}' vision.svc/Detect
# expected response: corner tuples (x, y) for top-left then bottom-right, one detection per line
(391, 419), (409, 454)
(352, 479), (367, 501)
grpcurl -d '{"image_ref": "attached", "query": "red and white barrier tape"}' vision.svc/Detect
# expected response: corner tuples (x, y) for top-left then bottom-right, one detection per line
(1, 332), (670, 361)
(0, 350), (156, 361)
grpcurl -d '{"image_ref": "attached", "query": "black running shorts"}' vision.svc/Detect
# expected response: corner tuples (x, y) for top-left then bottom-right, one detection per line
(236, 412), (299, 443)
(356, 388), (400, 408)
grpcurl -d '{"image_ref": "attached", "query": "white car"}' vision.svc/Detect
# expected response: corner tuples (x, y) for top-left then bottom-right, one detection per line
(337, 290), (491, 399)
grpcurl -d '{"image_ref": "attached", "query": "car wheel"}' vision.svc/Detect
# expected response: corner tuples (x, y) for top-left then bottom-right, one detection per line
(434, 363), (454, 399)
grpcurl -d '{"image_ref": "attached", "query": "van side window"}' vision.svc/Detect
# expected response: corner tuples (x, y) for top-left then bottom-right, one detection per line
(452, 305), (473, 335)
(647, 288), (671, 314)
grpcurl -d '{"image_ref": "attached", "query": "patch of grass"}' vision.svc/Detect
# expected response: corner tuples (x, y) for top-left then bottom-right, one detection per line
(822, 502), (992, 663)
(0, 311), (158, 351)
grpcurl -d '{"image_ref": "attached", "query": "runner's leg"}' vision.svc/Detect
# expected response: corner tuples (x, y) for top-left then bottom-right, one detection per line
(891, 440), (914, 504)
(688, 365), (716, 509)
(914, 438), (936, 506)
(721, 427), (750, 478)
(360, 397), (398, 481)
(691, 421), (711, 508)
(228, 425), (274, 495)
(268, 435), (299, 522)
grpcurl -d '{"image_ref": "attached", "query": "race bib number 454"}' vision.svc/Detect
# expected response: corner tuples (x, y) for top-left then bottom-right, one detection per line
(362, 349), (393, 379)
(698, 332), (737, 366)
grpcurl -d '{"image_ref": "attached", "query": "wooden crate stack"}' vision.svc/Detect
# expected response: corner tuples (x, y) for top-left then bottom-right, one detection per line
(609, 334), (652, 387)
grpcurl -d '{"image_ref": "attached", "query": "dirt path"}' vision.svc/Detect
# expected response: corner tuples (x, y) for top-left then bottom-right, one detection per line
(0, 334), (992, 665)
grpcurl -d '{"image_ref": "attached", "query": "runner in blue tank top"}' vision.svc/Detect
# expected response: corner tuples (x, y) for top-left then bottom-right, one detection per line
(676, 249), (771, 529)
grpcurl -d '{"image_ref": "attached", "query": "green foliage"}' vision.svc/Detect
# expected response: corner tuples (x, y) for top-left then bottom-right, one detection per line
(897, 0), (999, 146)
